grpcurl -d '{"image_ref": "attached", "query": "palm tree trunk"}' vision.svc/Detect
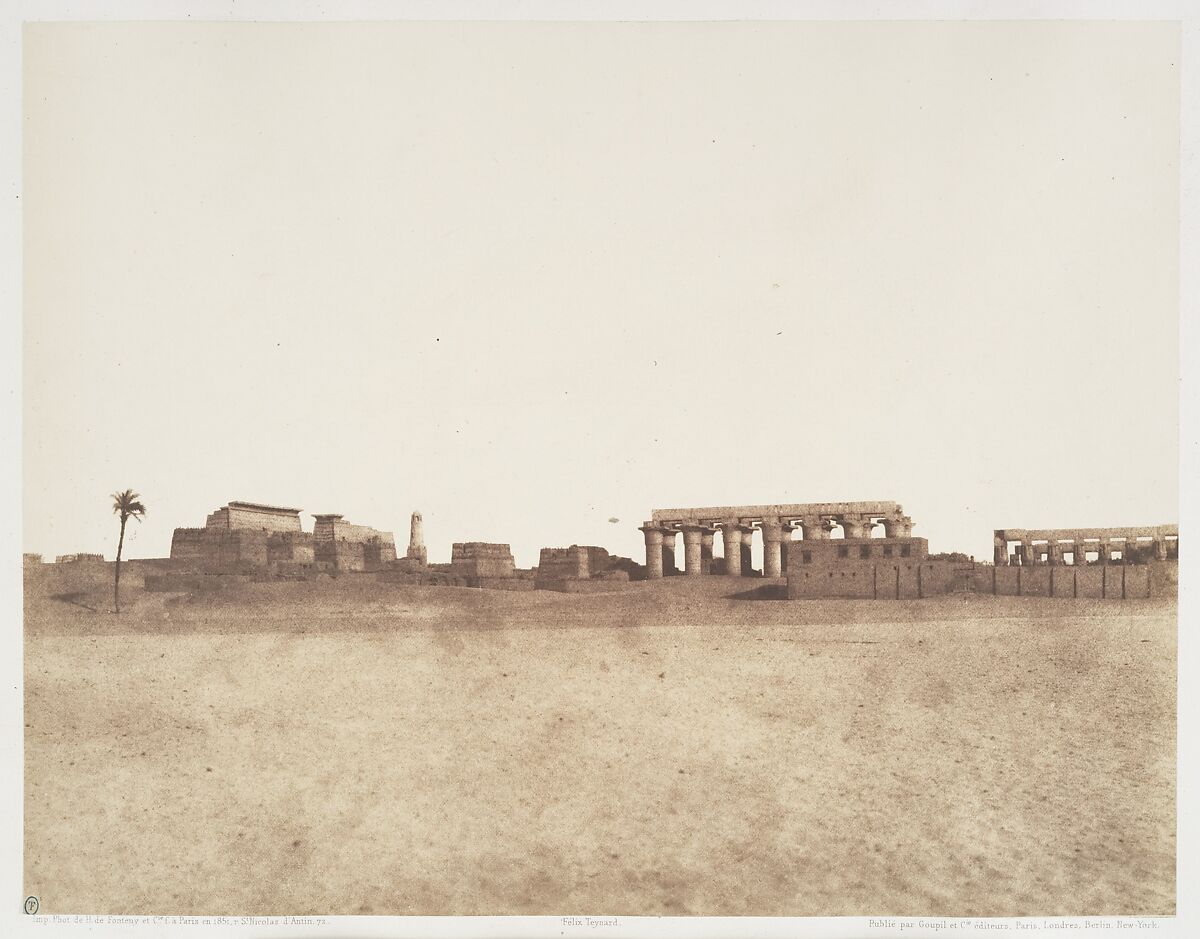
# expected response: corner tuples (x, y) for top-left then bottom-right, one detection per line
(114, 516), (126, 613)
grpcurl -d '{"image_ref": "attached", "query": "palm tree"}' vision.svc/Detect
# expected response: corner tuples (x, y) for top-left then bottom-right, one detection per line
(111, 489), (146, 613)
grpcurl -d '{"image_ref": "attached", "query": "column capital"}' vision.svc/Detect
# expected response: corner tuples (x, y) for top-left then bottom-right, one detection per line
(639, 525), (664, 544)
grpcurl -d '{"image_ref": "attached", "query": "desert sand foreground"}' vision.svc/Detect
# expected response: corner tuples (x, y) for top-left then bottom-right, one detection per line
(24, 571), (1175, 917)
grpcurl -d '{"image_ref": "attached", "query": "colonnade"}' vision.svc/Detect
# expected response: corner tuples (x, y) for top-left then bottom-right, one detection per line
(640, 504), (915, 579)
(993, 527), (1179, 566)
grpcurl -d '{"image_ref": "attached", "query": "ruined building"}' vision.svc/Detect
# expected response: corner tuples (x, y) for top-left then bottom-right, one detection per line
(641, 502), (919, 578)
(984, 525), (1179, 599)
(640, 501), (971, 600)
(169, 501), (396, 576)
(313, 514), (397, 572)
(993, 526), (1179, 566)
(535, 545), (632, 592)
(170, 502), (314, 575)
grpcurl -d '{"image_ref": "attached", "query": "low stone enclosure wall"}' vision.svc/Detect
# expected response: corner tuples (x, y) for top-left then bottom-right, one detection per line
(788, 561), (968, 600)
(787, 560), (1177, 600)
(977, 562), (1176, 599)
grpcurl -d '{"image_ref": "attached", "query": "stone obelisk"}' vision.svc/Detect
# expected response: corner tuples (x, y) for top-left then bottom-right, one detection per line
(406, 511), (428, 566)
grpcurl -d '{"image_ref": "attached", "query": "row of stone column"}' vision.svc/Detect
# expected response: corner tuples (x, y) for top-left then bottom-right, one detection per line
(996, 538), (1174, 565)
(640, 516), (914, 579)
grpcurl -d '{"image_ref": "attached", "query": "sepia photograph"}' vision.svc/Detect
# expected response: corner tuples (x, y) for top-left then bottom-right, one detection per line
(6, 3), (1195, 937)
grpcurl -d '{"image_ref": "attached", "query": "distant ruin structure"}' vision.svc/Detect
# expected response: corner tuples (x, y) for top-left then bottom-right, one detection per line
(168, 500), (395, 577)
(450, 543), (516, 579)
(981, 525), (1180, 600)
(535, 545), (632, 591)
(170, 502), (314, 576)
(54, 553), (104, 564)
(313, 514), (397, 572)
(641, 502), (916, 579)
(994, 526), (1179, 567)
(406, 512), (428, 566)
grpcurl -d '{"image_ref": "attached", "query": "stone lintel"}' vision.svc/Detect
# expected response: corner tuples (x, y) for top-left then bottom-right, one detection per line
(997, 526), (1177, 542)
(652, 502), (901, 525)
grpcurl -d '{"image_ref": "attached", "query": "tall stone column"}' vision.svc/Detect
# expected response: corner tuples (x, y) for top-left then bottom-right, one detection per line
(1021, 541), (1033, 566)
(1154, 538), (1168, 561)
(721, 523), (743, 577)
(640, 525), (663, 579)
(1048, 543), (1061, 566)
(1122, 539), (1133, 565)
(740, 527), (755, 576)
(994, 534), (1007, 566)
(761, 521), (784, 578)
(700, 531), (715, 574)
(1097, 542), (1110, 565)
(682, 526), (704, 576)
(842, 518), (865, 539)
(661, 530), (678, 575)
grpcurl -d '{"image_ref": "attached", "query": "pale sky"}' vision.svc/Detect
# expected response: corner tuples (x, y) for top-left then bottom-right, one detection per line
(22, 20), (1179, 567)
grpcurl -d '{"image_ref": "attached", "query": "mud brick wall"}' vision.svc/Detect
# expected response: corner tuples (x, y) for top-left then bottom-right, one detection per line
(538, 547), (590, 580)
(266, 532), (316, 564)
(536, 545), (616, 589)
(313, 517), (397, 571)
(451, 543), (515, 579)
(170, 528), (269, 573)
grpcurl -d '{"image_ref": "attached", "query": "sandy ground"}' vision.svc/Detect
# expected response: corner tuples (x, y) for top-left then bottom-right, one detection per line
(23, 571), (1175, 916)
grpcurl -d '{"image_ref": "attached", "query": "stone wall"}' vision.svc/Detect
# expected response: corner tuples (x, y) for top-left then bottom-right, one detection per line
(170, 528), (317, 575)
(535, 545), (628, 590)
(313, 515), (398, 572)
(788, 559), (1178, 600)
(787, 560), (963, 599)
(537, 545), (612, 578)
(450, 543), (516, 579)
(976, 562), (1174, 599)
(205, 502), (303, 533)
(783, 537), (928, 571)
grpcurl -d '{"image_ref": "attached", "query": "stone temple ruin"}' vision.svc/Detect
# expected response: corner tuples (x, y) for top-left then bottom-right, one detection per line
(641, 502), (918, 578)
(124, 494), (1178, 601)
(168, 501), (396, 577)
(642, 502), (1179, 600)
(994, 526), (1179, 567)
(985, 525), (1179, 599)
(535, 545), (633, 592)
